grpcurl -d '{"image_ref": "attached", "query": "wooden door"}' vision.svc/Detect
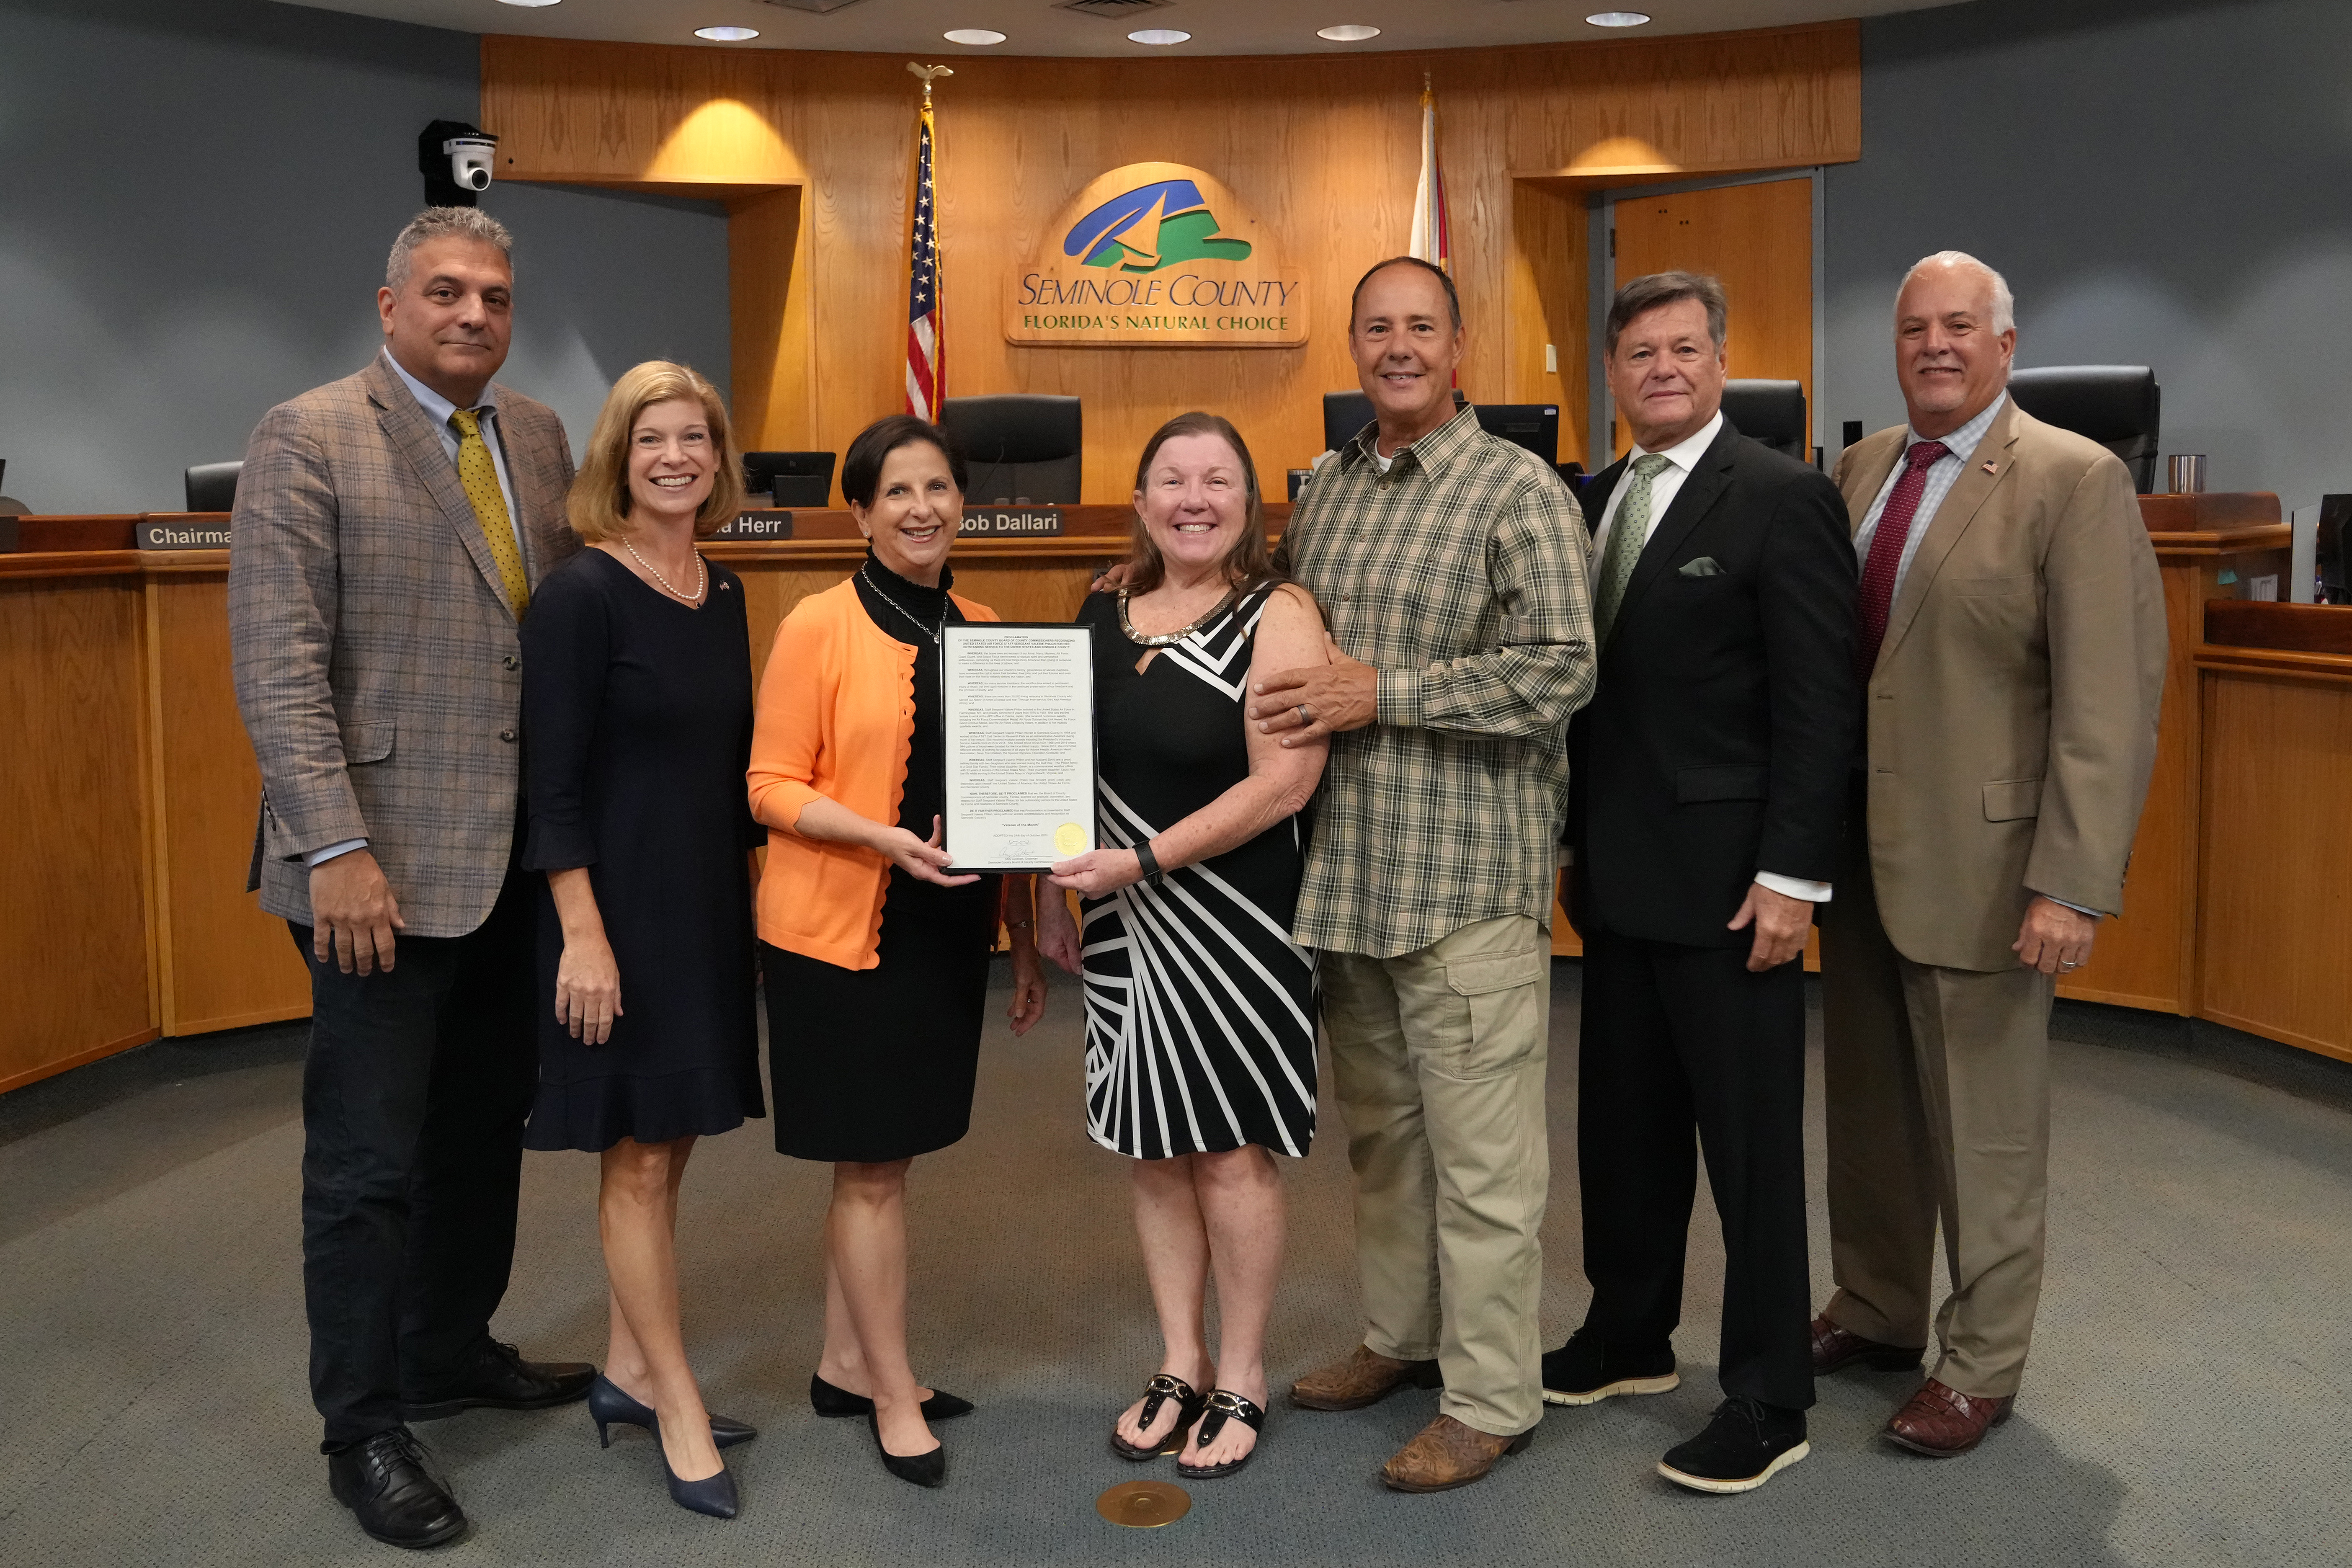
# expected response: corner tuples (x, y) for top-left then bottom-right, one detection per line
(1611, 177), (1813, 455)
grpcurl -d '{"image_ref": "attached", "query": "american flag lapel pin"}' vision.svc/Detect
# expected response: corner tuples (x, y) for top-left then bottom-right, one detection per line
(1981, 460), (1999, 475)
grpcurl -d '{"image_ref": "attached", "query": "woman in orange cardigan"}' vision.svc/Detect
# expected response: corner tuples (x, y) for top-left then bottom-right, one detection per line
(748, 414), (1047, 1489)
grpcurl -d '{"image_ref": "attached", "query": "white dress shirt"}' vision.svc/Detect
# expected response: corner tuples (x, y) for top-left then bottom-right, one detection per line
(1589, 410), (1831, 906)
(308, 352), (526, 870)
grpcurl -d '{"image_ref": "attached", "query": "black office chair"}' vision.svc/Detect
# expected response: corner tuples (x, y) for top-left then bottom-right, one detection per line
(2006, 366), (2161, 493)
(939, 395), (1082, 504)
(1720, 381), (1807, 460)
(185, 461), (242, 513)
(742, 451), (836, 508)
(1322, 391), (1376, 455)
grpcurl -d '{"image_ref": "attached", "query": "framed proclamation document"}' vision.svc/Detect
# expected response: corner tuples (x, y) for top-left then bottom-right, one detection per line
(940, 623), (1099, 873)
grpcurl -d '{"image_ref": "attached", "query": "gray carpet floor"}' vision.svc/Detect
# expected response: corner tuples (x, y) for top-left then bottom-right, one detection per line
(3, 962), (2347, 1567)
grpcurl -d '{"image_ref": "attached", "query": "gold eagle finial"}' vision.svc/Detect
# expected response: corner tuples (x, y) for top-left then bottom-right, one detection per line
(907, 62), (954, 107)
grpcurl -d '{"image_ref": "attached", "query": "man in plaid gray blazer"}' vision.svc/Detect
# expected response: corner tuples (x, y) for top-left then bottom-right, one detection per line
(229, 208), (590, 1550)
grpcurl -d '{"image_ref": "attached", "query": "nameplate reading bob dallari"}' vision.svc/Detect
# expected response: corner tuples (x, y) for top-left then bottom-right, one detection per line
(941, 623), (1097, 873)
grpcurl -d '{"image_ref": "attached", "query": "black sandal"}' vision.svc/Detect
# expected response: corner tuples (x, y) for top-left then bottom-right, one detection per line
(1175, 1389), (1266, 1479)
(1109, 1374), (1207, 1461)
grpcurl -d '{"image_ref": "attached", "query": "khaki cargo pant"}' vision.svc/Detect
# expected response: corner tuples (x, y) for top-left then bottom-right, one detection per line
(1318, 914), (1552, 1438)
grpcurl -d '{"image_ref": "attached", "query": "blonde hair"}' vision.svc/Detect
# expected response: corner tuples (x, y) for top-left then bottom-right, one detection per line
(568, 361), (746, 542)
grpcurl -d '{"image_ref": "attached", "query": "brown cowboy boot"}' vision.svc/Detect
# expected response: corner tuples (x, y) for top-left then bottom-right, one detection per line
(1289, 1345), (1442, 1412)
(1379, 1415), (1532, 1493)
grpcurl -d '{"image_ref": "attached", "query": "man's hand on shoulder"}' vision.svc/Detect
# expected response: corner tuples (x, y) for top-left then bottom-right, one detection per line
(1248, 635), (1376, 749)
(310, 849), (405, 975)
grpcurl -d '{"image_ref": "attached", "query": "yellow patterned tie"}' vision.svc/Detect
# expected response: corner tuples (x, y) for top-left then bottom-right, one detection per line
(448, 408), (529, 619)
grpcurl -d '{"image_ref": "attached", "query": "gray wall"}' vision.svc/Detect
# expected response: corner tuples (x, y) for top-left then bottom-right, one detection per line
(0, 0), (729, 515)
(1826, 0), (2352, 508)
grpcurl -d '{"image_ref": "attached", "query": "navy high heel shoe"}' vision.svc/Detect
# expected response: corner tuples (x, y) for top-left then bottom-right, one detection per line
(650, 1414), (739, 1519)
(809, 1373), (974, 1422)
(588, 1374), (757, 1451)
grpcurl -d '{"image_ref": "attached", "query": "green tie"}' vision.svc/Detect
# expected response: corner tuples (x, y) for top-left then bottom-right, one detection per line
(1593, 452), (1672, 646)
(448, 408), (530, 619)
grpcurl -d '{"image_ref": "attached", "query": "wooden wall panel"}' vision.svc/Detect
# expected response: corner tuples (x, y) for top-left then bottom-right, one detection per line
(145, 572), (309, 1034)
(2195, 666), (2352, 1063)
(480, 23), (1859, 500)
(0, 576), (157, 1091)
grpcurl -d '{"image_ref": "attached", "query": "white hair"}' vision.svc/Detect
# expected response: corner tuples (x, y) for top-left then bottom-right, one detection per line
(1897, 250), (2015, 333)
(386, 207), (514, 290)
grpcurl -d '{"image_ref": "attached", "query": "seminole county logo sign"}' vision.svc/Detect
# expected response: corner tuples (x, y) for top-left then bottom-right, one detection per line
(1006, 162), (1305, 348)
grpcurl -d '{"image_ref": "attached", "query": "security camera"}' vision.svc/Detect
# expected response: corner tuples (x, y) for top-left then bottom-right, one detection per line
(418, 119), (498, 207)
(444, 134), (498, 193)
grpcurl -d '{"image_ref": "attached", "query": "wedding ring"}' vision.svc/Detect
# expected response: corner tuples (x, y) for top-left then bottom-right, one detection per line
(2059, 960), (2080, 970)
(1297, 705), (1312, 725)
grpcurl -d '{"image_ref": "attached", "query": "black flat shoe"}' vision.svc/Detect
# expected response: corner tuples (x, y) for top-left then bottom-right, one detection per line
(651, 1414), (740, 1519)
(588, 1373), (757, 1450)
(403, 1338), (596, 1422)
(1175, 1390), (1267, 1480)
(1109, 1373), (1208, 1461)
(328, 1427), (468, 1549)
(809, 1372), (974, 1422)
(867, 1409), (946, 1488)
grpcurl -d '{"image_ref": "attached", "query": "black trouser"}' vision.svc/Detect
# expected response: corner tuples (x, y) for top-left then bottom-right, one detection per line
(1576, 924), (1815, 1411)
(293, 859), (539, 1450)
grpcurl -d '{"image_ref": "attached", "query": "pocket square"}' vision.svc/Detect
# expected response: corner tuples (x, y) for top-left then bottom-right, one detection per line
(1677, 556), (1724, 578)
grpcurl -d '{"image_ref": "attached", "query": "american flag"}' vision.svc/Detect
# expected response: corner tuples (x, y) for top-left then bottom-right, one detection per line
(905, 102), (943, 420)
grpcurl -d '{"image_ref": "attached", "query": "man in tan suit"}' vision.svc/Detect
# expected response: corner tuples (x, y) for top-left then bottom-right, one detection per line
(1810, 251), (2166, 1456)
(230, 208), (588, 1548)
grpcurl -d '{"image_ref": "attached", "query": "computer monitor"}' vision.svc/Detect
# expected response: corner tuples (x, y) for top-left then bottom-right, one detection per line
(1474, 404), (1560, 465)
(742, 451), (836, 508)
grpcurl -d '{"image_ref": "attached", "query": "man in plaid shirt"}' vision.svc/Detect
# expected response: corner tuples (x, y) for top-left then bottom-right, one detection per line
(1251, 257), (1596, 1491)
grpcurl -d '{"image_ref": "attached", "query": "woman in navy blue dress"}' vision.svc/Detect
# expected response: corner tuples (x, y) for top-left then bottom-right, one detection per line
(522, 361), (761, 1519)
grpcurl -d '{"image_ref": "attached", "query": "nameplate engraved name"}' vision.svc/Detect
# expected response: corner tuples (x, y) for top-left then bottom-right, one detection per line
(711, 510), (793, 540)
(962, 507), (1064, 538)
(137, 521), (231, 550)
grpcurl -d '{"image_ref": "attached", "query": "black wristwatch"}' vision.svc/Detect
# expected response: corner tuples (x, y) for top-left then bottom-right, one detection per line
(1134, 841), (1166, 887)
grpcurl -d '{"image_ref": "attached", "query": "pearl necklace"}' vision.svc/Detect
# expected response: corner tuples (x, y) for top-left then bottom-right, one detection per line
(622, 536), (707, 605)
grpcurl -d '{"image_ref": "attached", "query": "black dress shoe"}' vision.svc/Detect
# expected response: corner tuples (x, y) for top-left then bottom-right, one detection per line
(1656, 1396), (1810, 1494)
(328, 1428), (467, 1549)
(404, 1338), (596, 1422)
(1540, 1328), (1679, 1406)
(809, 1372), (974, 1422)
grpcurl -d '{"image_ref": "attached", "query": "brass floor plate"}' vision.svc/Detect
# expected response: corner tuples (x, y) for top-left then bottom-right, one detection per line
(1096, 1478), (1192, 1528)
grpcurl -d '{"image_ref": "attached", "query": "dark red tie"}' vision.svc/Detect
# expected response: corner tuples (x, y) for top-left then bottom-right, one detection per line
(1855, 440), (1950, 675)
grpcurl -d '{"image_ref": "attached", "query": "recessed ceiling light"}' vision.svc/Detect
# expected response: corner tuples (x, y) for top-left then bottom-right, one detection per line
(1585, 10), (1652, 25)
(1318, 24), (1380, 42)
(497, 0), (561, 8)
(1128, 28), (1190, 46)
(694, 26), (761, 42)
(944, 28), (1007, 45)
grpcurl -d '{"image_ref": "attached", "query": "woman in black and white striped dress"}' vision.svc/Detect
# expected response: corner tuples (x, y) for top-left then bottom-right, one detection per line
(1037, 412), (1329, 1481)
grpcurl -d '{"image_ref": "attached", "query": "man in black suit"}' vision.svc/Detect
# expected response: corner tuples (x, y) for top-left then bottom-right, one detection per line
(1541, 271), (1858, 1493)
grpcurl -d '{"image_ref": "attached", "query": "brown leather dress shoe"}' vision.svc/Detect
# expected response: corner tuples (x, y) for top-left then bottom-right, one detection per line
(1810, 1314), (1924, 1375)
(1380, 1415), (1532, 1493)
(1289, 1345), (1442, 1412)
(1884, 1377), (2013, 1456)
